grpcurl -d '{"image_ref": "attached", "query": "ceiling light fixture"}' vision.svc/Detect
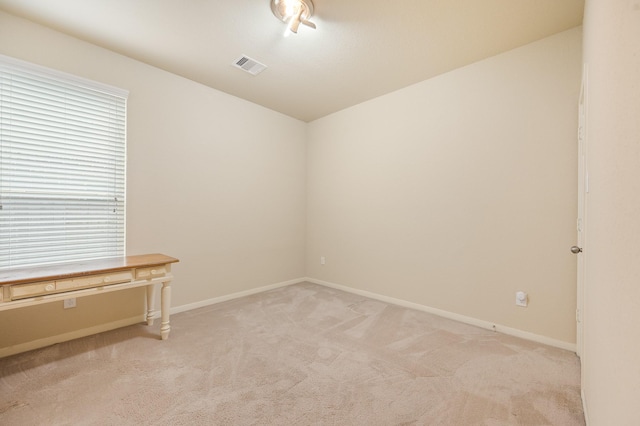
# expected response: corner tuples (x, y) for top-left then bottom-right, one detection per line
(270, 0), (316, 35)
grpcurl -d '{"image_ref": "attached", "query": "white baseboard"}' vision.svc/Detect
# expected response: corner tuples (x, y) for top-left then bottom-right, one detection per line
(305, 277), (577, 352)
(164, 277), (307, 317)
(582, 388), (589, 425)
(1, 278), (306, 358)
(3, 276), (575, 358)
(0, 315), (145, 358)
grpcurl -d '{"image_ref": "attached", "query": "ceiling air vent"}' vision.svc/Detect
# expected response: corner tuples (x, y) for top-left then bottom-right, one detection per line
(233, 55), (267, 76)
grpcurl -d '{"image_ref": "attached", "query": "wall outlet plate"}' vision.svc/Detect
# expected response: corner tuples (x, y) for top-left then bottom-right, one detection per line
(516, 291), (528, 307)
(63, 298), (77, 309)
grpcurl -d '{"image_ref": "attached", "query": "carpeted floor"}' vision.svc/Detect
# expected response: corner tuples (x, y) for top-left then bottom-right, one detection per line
(0, 282), (584, 425)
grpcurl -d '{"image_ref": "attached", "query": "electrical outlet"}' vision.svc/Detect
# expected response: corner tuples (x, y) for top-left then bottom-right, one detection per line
(515, 291), (528, 307)
(320, 256), (326, 265)
(63, 298), (77, 309)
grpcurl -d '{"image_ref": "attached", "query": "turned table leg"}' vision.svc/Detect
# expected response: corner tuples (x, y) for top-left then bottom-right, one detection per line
(146, 284), (155, 326)
(160, 281), (171, 340)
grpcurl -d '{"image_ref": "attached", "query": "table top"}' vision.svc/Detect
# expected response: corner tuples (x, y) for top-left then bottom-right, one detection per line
(0, 254), (179, 286)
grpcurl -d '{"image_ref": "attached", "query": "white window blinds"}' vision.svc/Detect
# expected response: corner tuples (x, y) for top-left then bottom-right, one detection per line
(0, 55), (128, 270)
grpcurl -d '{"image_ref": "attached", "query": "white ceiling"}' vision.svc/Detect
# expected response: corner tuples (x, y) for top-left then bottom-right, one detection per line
(0, 0), (584, 122)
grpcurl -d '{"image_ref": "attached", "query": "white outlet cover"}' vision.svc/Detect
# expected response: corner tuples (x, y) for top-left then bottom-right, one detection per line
(64, 298), (77, 309)
(516, 291), (528, 307)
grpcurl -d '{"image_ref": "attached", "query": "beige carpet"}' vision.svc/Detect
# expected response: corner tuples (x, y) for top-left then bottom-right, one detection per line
(0, 282), (584, 425)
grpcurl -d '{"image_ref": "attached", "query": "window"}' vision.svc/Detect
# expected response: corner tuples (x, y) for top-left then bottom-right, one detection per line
(0, 55), (128, 270)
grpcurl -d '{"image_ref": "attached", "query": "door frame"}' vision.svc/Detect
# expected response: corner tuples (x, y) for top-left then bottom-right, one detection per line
(576, 64), (588, 358)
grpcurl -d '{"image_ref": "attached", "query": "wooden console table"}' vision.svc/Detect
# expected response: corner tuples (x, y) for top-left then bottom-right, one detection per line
(0, 254), (179, 340)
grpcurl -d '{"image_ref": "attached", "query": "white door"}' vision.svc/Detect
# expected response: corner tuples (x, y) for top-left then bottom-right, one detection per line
(575, 65), (588, 358)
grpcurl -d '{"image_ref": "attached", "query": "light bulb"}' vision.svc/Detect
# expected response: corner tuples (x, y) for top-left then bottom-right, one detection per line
(283, 0), (297, 18)
(271, 0), (316, 35)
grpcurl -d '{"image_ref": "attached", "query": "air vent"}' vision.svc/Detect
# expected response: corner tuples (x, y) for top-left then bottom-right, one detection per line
(232, 55), (267, 76)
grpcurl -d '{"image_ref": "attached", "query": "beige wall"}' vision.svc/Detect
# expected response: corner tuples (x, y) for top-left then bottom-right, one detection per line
(307, 28), (582, 345)
(0, 11), (307, 352)
(582, 1), (640, 424)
